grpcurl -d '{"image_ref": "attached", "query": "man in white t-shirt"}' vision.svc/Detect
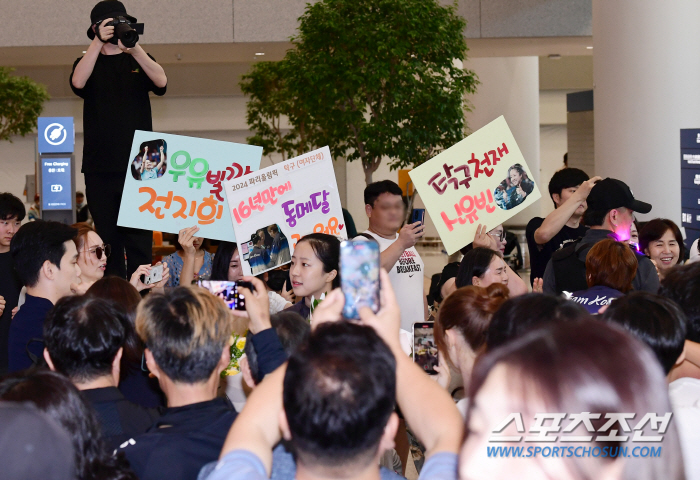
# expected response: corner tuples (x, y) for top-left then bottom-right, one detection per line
(362, 180), (427, 331)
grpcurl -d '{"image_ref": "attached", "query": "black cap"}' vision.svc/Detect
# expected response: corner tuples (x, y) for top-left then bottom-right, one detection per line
(0, 402), (75, 480)
(87, 1), (136, 39)
(586, 178), (652, 214)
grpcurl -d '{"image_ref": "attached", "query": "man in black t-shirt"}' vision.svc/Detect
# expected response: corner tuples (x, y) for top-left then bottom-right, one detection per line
(0, 193), (25, 375)
(70, 1), (167, 280)
(526, 168), (600, 285)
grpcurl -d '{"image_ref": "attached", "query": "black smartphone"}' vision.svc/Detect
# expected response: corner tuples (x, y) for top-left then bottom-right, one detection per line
(340, 240), (380, 319)
(198, 280), (255, 311)
(410, 208), (426, 225)
(413, 322), (438, 375)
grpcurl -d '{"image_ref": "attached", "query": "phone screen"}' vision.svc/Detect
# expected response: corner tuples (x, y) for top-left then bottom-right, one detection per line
(340, 240), (380, 319)
(413, 322), (438, 375)
(198, 280), (246, 311)
(411, 208), (426, 225)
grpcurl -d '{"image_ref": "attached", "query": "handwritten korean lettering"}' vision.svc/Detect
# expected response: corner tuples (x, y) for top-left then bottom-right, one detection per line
(168, 150), (210, 189)
(440, 189), (497, 232)
(138, 187), (224, 225)
(231, 182), (293, 224)
(427, 163), (472, 194)
(281, 190), (330, 228)
(206, 162), (254, 201)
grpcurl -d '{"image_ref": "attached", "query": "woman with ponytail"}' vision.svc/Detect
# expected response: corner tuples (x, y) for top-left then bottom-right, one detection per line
(433, 283), (509, 416)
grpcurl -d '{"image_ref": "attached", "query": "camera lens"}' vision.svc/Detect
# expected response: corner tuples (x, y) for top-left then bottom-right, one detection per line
(115, 23), (139, 48)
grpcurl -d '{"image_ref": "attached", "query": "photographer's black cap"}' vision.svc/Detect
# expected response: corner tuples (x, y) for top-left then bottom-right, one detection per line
(87, 0), (137, 39)
(587, 178), (652, 214)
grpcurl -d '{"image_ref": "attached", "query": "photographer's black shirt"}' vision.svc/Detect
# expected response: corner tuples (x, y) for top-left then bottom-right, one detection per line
(70, 52), (166, 174)
(526, 217), (587, 286)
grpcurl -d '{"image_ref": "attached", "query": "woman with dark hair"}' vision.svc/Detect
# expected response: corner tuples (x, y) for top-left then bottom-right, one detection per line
(455, 247), (509, 290)
(495, 164), (535, 210)
(439, 224), (527, 301)
(87, 277), (164, 408)
(461, 319), (685, 480)
(210, 241), (243, 282)
(0, 370), (138, 480)
(285, 233), (340, 319)
(568, 238), (637, 314)
(433, 284), (509, 416)
(211, 242), (292, 314)
(639, 218), (685, 281)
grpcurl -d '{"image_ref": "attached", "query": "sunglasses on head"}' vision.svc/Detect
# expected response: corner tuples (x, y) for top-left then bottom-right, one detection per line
(85, 244), (111, 260)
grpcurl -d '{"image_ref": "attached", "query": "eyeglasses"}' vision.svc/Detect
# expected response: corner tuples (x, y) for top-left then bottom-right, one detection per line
(83, 244), (111, 260)
(489, 230), (506, 242)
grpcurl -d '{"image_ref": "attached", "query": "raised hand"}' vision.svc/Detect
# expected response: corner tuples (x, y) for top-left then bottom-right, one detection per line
(178, 226), (200, 257)
(473, 224), (498, 251)
(398, 221), (424, 250)
(230, 276), (271, 334)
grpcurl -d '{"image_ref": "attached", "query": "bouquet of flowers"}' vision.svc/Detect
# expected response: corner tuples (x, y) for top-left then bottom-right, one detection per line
(309, 292), (326, 321)
(222, 333), (247, 377)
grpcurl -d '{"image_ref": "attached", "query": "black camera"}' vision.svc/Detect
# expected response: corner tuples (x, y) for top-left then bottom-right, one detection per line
(95, 16), (144, 48)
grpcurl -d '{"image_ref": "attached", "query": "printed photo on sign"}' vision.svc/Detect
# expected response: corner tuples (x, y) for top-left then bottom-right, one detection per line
(494, 163), (535, 210)
(131, 139), (167, 181)
(241, 224), (291, 275)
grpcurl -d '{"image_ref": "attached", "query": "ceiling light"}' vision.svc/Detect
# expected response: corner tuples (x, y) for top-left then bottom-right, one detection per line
(255, 52), (265, 56)
(586, 46), (593, 50)
(82, 50), (86, 53)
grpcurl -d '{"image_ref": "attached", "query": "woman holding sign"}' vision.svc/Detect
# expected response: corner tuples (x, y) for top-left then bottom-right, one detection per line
(284, 233), (340, 320)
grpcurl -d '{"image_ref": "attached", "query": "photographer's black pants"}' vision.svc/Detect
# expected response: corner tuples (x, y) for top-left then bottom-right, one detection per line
(85, 172), (152, 280)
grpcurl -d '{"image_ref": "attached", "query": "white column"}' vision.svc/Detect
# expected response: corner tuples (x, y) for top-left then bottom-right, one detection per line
(464, 56), (541, 227)
(593, 0), (700, 223)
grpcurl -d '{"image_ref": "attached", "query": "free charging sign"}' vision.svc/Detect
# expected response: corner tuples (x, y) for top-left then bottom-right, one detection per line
(42, 158), (72, 211)
(38, 117), (74, 154)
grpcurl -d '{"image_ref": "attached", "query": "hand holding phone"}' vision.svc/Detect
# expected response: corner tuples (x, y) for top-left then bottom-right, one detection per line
(198, 280), (255, 311)
(141, 264), (164, 285)
(340, 240), (380, 319)
(410, 208), (426, 226)
(413, 322), (438, 375)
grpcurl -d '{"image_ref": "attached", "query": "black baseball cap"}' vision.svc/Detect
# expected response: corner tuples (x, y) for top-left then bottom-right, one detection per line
(586, 178), (652, 214)
(87, 1), (137, 39)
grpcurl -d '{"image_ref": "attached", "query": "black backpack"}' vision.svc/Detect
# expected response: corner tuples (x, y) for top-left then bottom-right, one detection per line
(550, 239), (589, 294)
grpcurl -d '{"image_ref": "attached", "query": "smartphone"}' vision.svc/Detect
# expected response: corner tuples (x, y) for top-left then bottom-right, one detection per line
(340, 240), (380, 319)
(410, 208), (426, 225)
(140, 264), (164, 285)
(413, 322), (438, 375)
(198, 280), (255, 311)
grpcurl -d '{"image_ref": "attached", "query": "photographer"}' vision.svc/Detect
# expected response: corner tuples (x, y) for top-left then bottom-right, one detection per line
(70, 0), (167, 280)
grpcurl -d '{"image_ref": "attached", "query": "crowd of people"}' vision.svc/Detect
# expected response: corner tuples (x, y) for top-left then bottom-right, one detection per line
(2, 2), (699, 479)
(2, 163), (700, 480)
